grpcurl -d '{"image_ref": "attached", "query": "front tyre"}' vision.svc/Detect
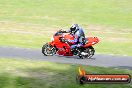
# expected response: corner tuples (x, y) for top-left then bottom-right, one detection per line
(42, 43), (56, 56)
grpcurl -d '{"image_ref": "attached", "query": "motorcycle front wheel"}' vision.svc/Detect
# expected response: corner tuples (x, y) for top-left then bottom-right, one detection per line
(42, 43), (56, 56)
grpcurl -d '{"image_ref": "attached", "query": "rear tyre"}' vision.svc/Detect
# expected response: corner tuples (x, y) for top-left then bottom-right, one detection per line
(42, 43), (56, 56)
(77, 48), (85, 59)
(87, 46), (95, 58)
(79, 55), (85, 59)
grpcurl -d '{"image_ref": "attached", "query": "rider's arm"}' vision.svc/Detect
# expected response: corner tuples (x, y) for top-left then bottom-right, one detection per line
(61, 31), (68, 33)
(61, 29), (70, 33)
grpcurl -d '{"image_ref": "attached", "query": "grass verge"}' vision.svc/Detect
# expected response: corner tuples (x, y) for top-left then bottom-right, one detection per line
(0, 0), (132, 28)
(0, 58), (132, 88)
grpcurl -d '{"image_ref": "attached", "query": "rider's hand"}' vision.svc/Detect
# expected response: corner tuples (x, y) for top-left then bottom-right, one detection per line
(58, 29), (63, 33)
(58, 29), (68, 33)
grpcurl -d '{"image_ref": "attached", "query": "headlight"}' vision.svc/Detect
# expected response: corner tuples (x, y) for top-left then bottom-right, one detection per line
(51, 36), (54, 41)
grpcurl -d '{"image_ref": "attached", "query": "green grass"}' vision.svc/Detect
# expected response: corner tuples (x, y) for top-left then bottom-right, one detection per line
(0, 0), (132, 28)
(0, 0), (132, 56)
(94, 39), (132, 56)
(0, 58), (132, 88)
(0, 32), (48, 49)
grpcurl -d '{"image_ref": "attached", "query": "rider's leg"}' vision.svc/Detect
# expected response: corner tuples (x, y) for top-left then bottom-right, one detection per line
(76, 43), (84, 55)
(70, 45), (77, 51)
(70, 44), (83, 55)
(76, 43), (83, 47)
(70, 43), (83, 51)
(70, 45), (78, 55)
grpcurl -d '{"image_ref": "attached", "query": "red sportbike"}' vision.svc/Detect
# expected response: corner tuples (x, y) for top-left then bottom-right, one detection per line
(42, 30), (99, 59)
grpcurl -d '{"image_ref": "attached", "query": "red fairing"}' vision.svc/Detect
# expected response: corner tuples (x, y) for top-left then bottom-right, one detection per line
(49, 32), (99, 56)
(49, 34), (73, 56)
(83, 37), (99, 48)
(63, 34), (75, 45)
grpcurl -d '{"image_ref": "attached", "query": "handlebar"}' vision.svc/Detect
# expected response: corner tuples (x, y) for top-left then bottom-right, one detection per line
(59, 37), (65, 42)
(57, 29), (63, 33)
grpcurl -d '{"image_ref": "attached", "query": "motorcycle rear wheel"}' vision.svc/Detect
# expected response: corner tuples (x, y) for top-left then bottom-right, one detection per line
(78, 46), (95, 59)
(42, 43), (56, 56)
(87, 46), (95, 58)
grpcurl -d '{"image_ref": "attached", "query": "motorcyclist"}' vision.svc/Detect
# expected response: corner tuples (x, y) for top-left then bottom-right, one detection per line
(60, 24), (86, 52)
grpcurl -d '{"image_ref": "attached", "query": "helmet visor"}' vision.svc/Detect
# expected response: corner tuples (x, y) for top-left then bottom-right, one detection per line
(70, 27), (76, 32)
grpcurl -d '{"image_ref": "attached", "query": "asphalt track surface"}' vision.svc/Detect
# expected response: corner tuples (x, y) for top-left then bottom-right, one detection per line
(0, 46), (132, 69)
